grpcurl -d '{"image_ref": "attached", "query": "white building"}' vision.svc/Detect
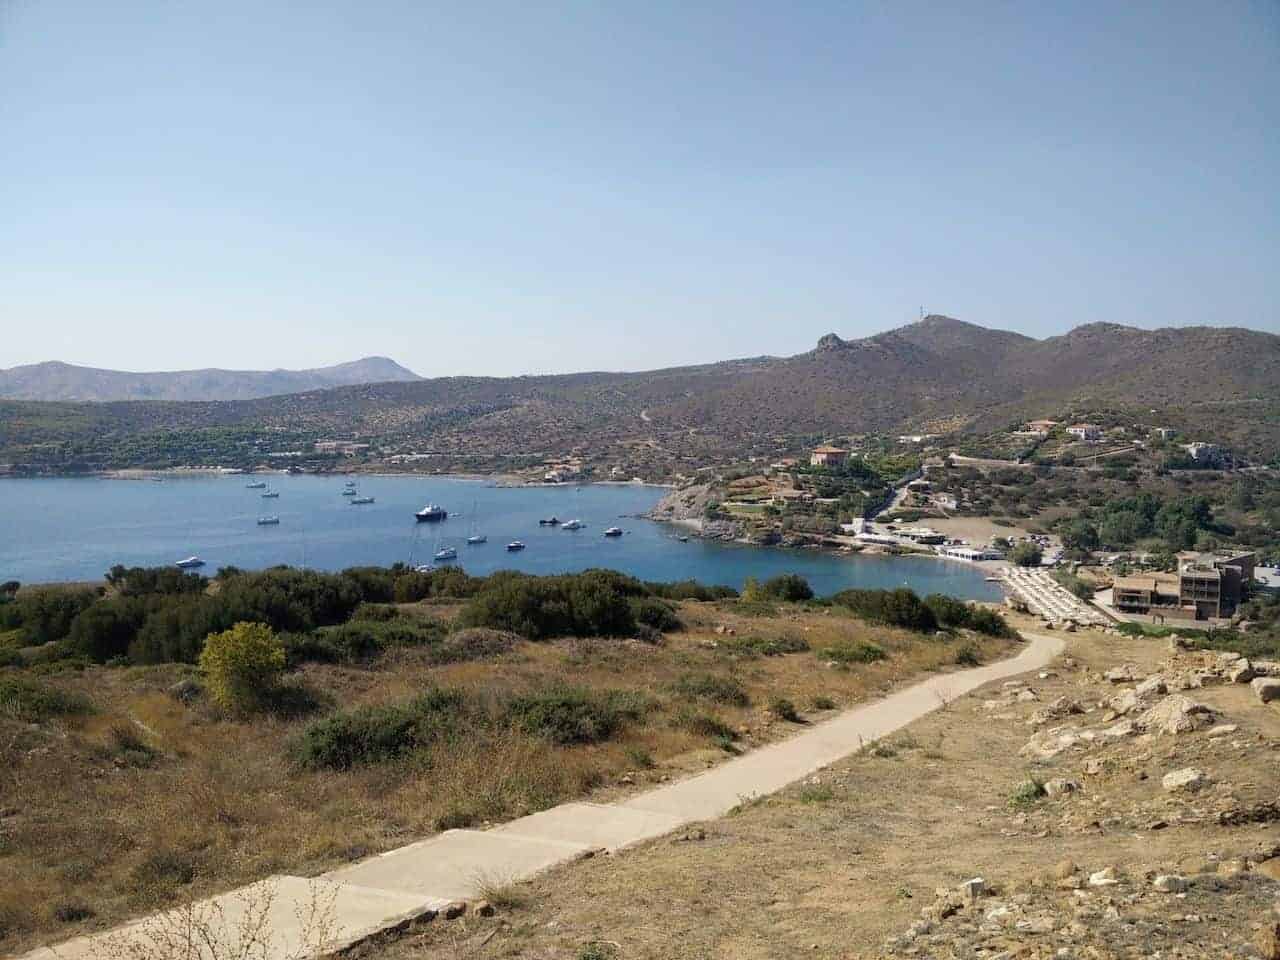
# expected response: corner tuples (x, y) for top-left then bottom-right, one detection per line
(1066, 423), (1102, 443)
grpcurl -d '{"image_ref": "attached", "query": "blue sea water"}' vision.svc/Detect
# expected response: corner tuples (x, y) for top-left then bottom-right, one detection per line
(0, 476), (1000, 600)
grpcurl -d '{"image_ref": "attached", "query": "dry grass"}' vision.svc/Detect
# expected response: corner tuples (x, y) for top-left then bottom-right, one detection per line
(0, 599), (1010, 954)
(370, 625), (1280, 960)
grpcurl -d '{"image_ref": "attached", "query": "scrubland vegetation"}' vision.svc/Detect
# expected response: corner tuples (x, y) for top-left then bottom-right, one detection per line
(0, 564), (1014, 952)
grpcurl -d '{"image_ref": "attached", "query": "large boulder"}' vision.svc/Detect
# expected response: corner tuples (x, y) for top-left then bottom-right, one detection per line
(1226, 658), (1255, 683)
(1135, 695), (1216, 735)
(1020, 727), (1084, 761)
(1162, 767), (1211, 793)
(1253, 677), (1280, 704)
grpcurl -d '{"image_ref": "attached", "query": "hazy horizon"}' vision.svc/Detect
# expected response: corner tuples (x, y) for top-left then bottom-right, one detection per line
(4, 2), (1278, 377)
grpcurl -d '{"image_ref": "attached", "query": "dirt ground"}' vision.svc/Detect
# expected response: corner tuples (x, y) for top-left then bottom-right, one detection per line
(365, 620), (1280, 960)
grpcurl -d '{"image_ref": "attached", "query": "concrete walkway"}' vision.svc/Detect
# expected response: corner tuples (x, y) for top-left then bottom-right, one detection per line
(20, 633), (1062, 960)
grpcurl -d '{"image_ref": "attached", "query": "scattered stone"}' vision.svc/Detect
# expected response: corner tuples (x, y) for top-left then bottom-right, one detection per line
(1135, 675), (1168, 699)
(1014, 689), (1039, 702)
(1162, 767), (1211, 793)
(959, 877), (986, 901)
(1254, 660), (1280, 677)
(1258, 920), (1280, 960)
(1088, 867), (1119, 887)
(1105, 665), (1141, 684)
(444, 901), (467, 920)
(1206, 723), (1238, 739)
(1153, 874), (1190, 892)
(1253, 677), (1280, 704)
(1020, 727), (1086, 760)
(1043, 778), (1081, 798)
(474, 900), (495, 917)
(1227, 659), (1255, 683)
(1216, 800), (1280, 826)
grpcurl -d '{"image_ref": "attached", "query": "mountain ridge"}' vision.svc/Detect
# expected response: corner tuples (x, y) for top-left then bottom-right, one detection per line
(0, 356), (421, 402)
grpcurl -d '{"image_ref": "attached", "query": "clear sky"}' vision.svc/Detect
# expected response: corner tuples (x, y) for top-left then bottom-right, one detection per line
(2, 2), (1277, 377)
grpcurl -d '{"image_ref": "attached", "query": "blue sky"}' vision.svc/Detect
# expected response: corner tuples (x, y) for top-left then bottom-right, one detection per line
(2, 2), (1277, 377)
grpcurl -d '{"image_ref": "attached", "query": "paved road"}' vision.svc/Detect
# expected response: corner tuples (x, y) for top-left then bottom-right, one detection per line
(21, 633), (1063, 960)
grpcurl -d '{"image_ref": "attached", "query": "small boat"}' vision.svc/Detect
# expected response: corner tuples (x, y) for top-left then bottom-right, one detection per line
(414, 564), (436, 574)
(350, 496), (375, 505)
(245, 480), (267, 489)
(341, 488), (357, 496)
(603, 526), (623, 537)
(175, 556), (205, 569)
(539, 517), (560, 526)
(415, 504), (448, 522)
(257, 516), (280, 526)
(150, 476), (165, 483)
(677, 535), (689, 543)
(433, 546), (458, 562)
(560, 519), (584, 530)
(506, 540), (526, 551)
(343, 479), (357, 487)
(261, 489), (280, 499)
(467, 534), (487, 545)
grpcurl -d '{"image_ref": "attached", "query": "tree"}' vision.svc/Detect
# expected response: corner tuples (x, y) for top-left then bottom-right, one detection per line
(1059, 519), (1100, 555)
(1008, 542), (1043, 567)
(199, 622), (286, 713)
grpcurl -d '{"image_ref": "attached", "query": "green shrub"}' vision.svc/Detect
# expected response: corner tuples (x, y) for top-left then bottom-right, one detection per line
(0, 674), (93, 722)
(0, 586), (99, 646)
(645, 580), (737, 601)
(429, 627), (519, 664)
(923, 594), (1014, 637)
(505, 686), (646, 745)
(744, 574), (813, 603)
(460, 570), (650, 640)
(819, 640), (887, 665)
(810, 694), (837, 711)
(1008, 542), (1043, 567)
(671, 672), (749, 707)
(198, 622), (286, 714)
(830, 588), (937, 633)
(628, 596), (681, 632)
(1008, 777), (1045, 808)
(954, 642), (981, 666)
(769, 697), (800, 722)
(670, 707), (737, 741)
(291, 688), (468, 769)
(718, 634), (809, 657)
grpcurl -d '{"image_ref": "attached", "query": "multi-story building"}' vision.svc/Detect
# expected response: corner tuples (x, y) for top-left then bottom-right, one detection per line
(810, 445), (849, 467)
(1066, 423), (1102, 443)
(1113, 550), (1255, 621)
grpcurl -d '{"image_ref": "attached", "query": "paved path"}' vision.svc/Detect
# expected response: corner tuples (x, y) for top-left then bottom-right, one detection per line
(20, 633), (1062, 960)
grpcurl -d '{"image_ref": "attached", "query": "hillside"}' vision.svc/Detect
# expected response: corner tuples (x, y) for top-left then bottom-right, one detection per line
(1, 317), (1276, 472)
(0, 356), (421, 402)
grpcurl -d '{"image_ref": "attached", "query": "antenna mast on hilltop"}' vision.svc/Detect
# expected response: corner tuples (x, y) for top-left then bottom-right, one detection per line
(919, 306), (925, 322)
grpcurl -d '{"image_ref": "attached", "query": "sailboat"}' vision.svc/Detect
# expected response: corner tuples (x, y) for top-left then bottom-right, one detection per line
(261, 488), (280, 499)
(465, 499), (486, 544)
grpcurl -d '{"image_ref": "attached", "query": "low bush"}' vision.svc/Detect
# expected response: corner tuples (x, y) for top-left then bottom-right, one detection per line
(1008, 777), (1045, 808)
(954, 642), (982, 666)
(671, 672), (749, 707)
(0, 674), (93, 722)
(769, 696), (800, 722)
(718, 634), (809, 658)
(505, 686), (646, 745)
(819, 640), (887, 665)
(645, 580), (737, 602)
(628, 596), (681, 632)
(459, 570), (658, 640)
(743, 574), (813, 603)
(292, 688), (469, 769)
(429, 627), (520, 664)
(198, 622), (286, 714)
(810, 694), (837, 711)
(923, 594), (1015, 637)
(831, 588), (938, 633)
(670, 706), (737, 741)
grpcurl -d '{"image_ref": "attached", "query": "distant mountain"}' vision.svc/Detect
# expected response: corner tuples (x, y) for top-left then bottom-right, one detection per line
(1, 317), (1276, 470)
(0, 356), (421, 402)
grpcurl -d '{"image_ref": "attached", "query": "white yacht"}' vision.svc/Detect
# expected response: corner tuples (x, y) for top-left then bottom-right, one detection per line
(415, 503), (448, 522)
(560, 519), (584, 530)
(433, 546), (458, 562)
(350, 496), (375, 505)
(175, 556), (205, 569)
(603, 526), (623, 537)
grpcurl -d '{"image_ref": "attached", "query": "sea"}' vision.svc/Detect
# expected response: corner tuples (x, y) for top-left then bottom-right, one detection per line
(0, 475), (1001, 601)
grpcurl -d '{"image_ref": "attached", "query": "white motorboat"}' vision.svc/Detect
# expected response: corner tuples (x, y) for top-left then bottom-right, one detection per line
(175, 556), (205, 569)
(603, 526), (623, 537)
(350, 496), (375, 505)
(560, 519), (584, 530)
(257, 516), (280, 526)
(433, 546), (458, 562)
(506, 540), (526, 551)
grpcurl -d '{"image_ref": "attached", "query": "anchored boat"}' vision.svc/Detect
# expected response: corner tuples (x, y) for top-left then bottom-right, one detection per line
(175, 556), (205, 569)
(415, 503), (448, 522)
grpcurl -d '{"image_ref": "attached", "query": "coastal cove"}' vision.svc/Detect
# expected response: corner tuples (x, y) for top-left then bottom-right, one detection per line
(0, 476), (1000, 600)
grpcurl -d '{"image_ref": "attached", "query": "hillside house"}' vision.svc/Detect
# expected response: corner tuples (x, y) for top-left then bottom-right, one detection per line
(1066, 423), (1102, 443)
(1023, 419), (1059, 437)
(1182, 442), (1221, 464)
(810, 445), (849, 467)
(1114, 550), (1255, 621)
